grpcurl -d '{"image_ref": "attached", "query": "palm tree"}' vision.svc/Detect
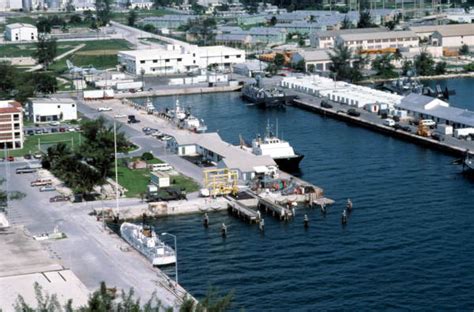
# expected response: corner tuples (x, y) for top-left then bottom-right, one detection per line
(327, 42), (354, 81)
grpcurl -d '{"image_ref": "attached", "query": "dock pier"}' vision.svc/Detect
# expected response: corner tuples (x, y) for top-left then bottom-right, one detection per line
(226, 196), (260, 224)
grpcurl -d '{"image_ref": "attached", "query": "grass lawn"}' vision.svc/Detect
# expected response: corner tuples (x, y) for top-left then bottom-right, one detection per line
(0, 43), (71, 58)
(111, 8), (174, 23)
(112, 157), (200, 198)
(50, 39), (132, 73)
(9, 131), (84, 157)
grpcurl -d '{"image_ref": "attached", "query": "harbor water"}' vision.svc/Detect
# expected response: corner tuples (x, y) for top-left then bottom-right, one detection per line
(134, 89), (474, 311)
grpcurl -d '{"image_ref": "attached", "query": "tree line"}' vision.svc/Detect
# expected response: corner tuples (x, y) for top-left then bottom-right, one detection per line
(14, 281), (234, 312)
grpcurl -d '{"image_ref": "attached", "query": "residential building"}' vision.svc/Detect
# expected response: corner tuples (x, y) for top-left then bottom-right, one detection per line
(395, 93), (474, 129)
(4, 23), (37, 42)
(118, 44), (246, 75)
(430, 23), (474, 48)
(274, 21), (325, 34)
(236, 13), (268, 26)
(0, 100), (23, 150)
(233, 60), (268, 77)
(27, 98), (77, 123)
(310, 27), (386, 48)
(214, 34), (254, 48)
(335, 30), (419, 50)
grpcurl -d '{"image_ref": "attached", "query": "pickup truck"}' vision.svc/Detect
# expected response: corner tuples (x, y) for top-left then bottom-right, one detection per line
(16, 167), (37, 174)
(31, 179), (53, 187)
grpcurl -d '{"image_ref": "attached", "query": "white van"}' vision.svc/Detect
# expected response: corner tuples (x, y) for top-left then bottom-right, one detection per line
(383, 118), (396, 127)
(151, 163), (173, 171)
(420, 119), (436, 127)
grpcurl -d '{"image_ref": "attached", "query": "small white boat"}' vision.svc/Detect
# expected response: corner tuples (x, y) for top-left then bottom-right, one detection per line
(145, 98), (155, 114)
(120, 222), (176, 266)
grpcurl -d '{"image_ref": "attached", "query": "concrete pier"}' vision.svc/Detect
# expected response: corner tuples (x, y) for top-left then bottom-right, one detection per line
(292, 99), (471, 157)
(114, 84), (242, 99)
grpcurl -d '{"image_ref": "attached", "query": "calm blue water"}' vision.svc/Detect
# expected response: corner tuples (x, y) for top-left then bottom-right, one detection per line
(134, 88), (474, 311)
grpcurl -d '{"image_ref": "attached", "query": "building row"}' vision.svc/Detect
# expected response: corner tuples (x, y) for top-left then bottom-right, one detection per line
(117, 44), (246, 75)
(4, 23), (38, 42)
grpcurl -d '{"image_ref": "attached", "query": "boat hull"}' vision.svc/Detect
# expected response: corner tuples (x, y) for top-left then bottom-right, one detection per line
(274, 154), (304, 172)
(153, 255), (177, 266)
(242, 94), (297, 108)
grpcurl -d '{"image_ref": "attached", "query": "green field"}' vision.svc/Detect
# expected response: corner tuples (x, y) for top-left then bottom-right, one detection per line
(0, 43), (72, 58)
(111, 157), (200, 198)
(110, 8), (174, 24)
(49, 39), (132, 73)
(9, 131), (84, 157)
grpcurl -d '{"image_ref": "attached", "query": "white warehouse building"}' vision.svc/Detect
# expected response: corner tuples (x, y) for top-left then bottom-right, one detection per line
(5, 23), (37, 42)
(335, 30), (419, 51)
(27, 98), (77, 123)
(118, 44), (246, 76)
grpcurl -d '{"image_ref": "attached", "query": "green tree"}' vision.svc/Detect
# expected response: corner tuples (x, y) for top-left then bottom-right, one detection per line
(269, 16), (277, 26)
(180, 287), (233, 312)
(0, 62), (17, 99)
(459, 44), (469, 55)
(293, 59), (306, 72)
(36, 17), (52, 33)
(69, 14), (82, 24)
(266, 63), (278, 75)
(128, 9), (138, 26)
(33, 35), (57, 70)
(341, 15), (352, 29)
(371, 54), (398, 78)
(414, 51), (435, 76)
(434, 61), (447, 75)
(307, 63), (315, 73)
(141, 152), (154, 161)
(274, 53), (286, 67)
(357, 10), (374, 28)
(33, 72), (58, 94)
(96, 0), (113, 26)
(328, 42), (353, 81)
(143, 24), (156, 33)
(401, 58), (413, 76)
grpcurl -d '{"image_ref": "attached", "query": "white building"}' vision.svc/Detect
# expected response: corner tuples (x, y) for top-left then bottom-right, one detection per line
(5, 23), (37, 42)
(281, 75), (402, 108)
(128, 0), (153, 9)
(118, 44), (246, 76)
(27, 98), (77, 123)
(430, 24), (474, 48)
(336, 30), (419, 51)
(0, 100), (23, 150)
(0, 0), (23, 11)
(310, 28), (386, 49)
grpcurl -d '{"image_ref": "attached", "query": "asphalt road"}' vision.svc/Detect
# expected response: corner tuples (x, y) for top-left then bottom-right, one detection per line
(2, 161), (188, 309)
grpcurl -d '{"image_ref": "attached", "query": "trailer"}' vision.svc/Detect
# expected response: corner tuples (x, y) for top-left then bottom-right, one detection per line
(454, 127), (474, 139)
(83, 89), (114, 100)
(115, 81), (143, 91)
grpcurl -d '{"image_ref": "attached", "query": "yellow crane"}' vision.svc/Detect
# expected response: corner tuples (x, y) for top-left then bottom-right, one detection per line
(203, 168), (239, 196)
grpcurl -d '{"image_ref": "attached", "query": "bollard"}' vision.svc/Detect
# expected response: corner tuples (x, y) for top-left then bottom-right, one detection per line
(304, 214), (309, 228)
(203, 213), (209, 228)
(346, 198), (353, 211)
(341, 209), (348, 225)
(221, 223), (227, 238)
(259, 218), (265, 232)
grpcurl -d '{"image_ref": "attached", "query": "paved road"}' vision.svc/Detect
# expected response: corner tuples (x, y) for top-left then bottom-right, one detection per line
(2, 161), (189, 309)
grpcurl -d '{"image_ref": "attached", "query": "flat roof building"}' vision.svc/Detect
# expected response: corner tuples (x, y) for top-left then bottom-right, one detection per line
(5, 23), (37, 42)
(27, 97), (78, 123)
(336, 30), (419, 50)
(310, 27), (386, 49)
(118, 44), (245, 76)
(430, 23), (474, 48)
(396, 93), (474, 129)
(0, 100), (23, 150)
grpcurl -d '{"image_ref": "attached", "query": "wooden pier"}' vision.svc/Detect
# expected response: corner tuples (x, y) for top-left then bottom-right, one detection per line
(226, 196), (260, 224)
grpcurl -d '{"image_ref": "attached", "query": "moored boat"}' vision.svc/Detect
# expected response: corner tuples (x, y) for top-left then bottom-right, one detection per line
(120, 222), (176, 266)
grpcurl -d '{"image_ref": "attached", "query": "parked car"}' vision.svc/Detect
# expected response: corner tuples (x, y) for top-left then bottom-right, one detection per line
(347, 108), (361, 117)
(150, 163), (173, 171)
(127, 115), (140, 124)
(40, 185), (56, 192)
(7, 156), (14, 162)
(49, 195), (70, 203)
(67, 127), (76, 132)
(114, 114), (127, 119)
(16, 167), (36, 174)
(59, 127), (66, 132)
(420, 119), (436, 129)
(431, 132), (444, 141)
(24, 154), (32, 160)
(26, 129), (35, 136)
(98, 107), (112, 112)
(320, 101), (333, 109)
(383, 118), (396, 127)
(31, 179), (53, 187)
(401, 125), (412, 133)
(49, 121), (60, 126)
(33, 152), (42, 159)
(35, 129), (43, 134)
(51, 128), (59, 133)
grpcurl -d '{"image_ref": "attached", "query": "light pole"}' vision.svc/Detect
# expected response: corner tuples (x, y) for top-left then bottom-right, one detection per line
(113, 118), (119, 217)
(161, 232), (178, 284)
